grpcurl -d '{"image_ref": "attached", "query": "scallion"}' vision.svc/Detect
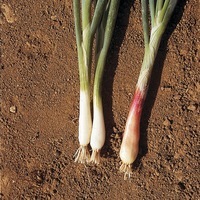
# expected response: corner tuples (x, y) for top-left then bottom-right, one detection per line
(119, 0), (178, 179)
(73, 0), (120, 164)
(73, 0), (106, 163)
(90, 0), (120, 164)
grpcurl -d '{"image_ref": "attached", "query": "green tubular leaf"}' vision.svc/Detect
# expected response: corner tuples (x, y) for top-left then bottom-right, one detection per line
(162, 0), (178, 28)
(138, 0), (178, 92)
(151, 0), (177, 46)
(78, 46), (90, 91)
(156, 0), (164, 15)
(93, 50), (107, 105)
(82, 0), (92, 30)
(154, 0), (177, 29)
(82, 0), (92, 54)
(157, 0), (169, 23)
(91, 0), (108, 39)
(81, 0), (92, 53)
(73, 0), (93, 91)
(82, 24), (91, 70)
(149, 0), (155, 26)
(96, 1), (110, 60)
(101, 0), (120, 52)
(93, 0), (120, 106)
(141, 0), (150, 49)
(81, 0), (93, 87)
(150, 24), (163, 49)
(73, 0), (82, 48)
(137, 48), (155, 91)
(151, 0), (178, 49)
(137, 26), (163, 92)
(73, 0), (89, 91)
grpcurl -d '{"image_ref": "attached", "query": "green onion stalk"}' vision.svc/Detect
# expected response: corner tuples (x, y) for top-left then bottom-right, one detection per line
(73, 0), (120, 164)
(119, 0), (178, 179)
(90, 0), (120, 164)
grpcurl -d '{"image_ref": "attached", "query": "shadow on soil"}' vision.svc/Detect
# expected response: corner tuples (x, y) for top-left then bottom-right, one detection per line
(101, 0), (187, 168)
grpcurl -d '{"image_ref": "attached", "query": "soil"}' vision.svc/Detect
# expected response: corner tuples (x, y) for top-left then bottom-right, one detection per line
(0, 0), (199, 199)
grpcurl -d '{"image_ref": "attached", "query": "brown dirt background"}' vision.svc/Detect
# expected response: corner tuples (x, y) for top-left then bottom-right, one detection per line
(0, 0), (199, 199)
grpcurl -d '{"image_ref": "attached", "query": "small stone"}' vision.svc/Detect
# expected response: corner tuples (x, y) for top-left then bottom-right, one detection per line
(187, 104), (197, 111)
(163, 118), (171, 127)
(174, 152), (180, 159)
(196, 82), (200, 92)
(55, 150), (61, 157)
(51, 15), (57, 20)
(150, 128), (154, 132)
(180, 49), (188, 56)
(114, 133), (120, 139)
(113, 127), (119, 133)
(161, 86), (172, 92)
(165, 87), (172, 92)
(1, 4), (17, 23)
(173, 95), (181, 100)
(168, 134), (173, 139)
(155, 170), (160, 176)
(10, 106), (17, 113)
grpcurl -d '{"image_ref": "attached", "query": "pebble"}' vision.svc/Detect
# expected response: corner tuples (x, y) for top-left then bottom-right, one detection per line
(51, 15), (57, 20)
(173, 95), (181, 100)
(196, 82), (200, 92)
(180, 49), (188, 56)
(113, 127), (118, 133)
(1, 4), (17, 23)
(163, 118), (171, 127)
(9, 106), (17, 113)
(161, 86), (172, 92)
(114, 133), (120, 139)
(187, 104), (197, 111)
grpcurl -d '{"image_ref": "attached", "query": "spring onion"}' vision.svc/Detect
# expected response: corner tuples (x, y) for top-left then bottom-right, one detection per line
(90, 0), (120, 164)
(119, 0), (178, 179)
(73, 0), (120, 164)
(73, 0), (106, 163)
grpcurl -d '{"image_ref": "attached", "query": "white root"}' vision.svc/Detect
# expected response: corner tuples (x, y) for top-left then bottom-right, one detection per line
(90, 149), (100, 164)
(74, 145), (90, 164)
(119, 163), (133, 180)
